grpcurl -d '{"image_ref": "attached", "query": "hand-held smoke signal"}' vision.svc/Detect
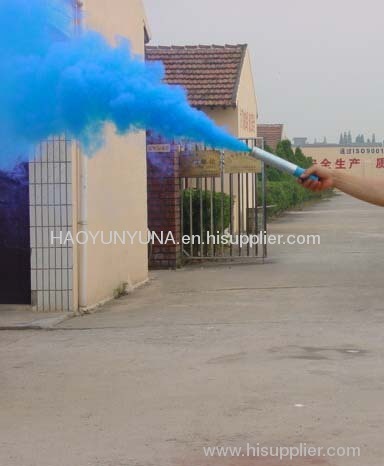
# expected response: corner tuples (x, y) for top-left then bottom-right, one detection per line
(250, 147), (319, 181)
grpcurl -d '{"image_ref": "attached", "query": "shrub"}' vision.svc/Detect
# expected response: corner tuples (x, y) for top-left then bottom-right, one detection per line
(182, 188), (231, 235)
(260, 140), (332, 216)
(263, 180), (323, 216)
(182, 188), (231, 254)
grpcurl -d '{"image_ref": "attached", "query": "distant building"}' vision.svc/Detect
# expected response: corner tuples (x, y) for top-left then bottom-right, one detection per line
(295, 132), (383, 148)
(292, 137), (307, 148)
(293, 132), (384, 177)
(258, 124), (284, 150)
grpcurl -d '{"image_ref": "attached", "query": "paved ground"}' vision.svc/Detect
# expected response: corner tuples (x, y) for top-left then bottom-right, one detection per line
(1, 193), (384, 466)
(0, 306), (73, 329)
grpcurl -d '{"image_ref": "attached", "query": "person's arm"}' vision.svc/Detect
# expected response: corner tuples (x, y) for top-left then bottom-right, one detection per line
(299, 166), (384, 207)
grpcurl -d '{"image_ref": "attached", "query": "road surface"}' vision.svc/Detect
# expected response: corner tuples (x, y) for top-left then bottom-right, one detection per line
(1, 193), (384, 466)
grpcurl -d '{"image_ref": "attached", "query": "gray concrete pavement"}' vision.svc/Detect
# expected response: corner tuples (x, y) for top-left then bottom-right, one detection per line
(1, 193), (384, 466)
(0, 306), (74, 329)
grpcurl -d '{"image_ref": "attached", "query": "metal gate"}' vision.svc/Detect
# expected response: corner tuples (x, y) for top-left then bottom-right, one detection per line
(180, 138), (267, 262)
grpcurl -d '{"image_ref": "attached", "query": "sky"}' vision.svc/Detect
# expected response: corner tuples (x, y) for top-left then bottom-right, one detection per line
(144, 0), (384, 144)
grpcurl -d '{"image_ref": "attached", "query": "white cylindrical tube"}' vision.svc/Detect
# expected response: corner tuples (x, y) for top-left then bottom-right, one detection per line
(251, 147), (298, 175)
(250, 147), (319, 180)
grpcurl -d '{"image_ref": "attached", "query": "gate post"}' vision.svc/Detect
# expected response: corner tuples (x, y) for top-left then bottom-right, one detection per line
(146, 136), (181, 269)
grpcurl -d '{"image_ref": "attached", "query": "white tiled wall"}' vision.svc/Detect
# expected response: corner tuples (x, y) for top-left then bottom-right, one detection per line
(29, 137), (74, 311)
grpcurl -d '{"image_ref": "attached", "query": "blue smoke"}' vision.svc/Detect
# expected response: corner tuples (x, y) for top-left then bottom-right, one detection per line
(0, 0), (249, 170)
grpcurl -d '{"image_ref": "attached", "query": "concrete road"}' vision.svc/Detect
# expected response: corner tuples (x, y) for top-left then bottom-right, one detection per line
(1, 193), (384, 466)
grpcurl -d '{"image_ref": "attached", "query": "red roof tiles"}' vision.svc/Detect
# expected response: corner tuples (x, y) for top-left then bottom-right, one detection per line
(258, 124), (284, 150)
(145, 44), (247, 107)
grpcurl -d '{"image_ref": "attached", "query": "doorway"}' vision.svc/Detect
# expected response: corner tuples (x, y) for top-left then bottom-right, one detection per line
(0, 164), (31, 304)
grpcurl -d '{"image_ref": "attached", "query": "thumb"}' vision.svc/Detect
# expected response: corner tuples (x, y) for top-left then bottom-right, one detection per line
(301, 165), (319, 178)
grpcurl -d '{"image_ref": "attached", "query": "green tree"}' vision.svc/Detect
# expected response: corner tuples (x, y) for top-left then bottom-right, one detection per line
(294, 147), (312, 168)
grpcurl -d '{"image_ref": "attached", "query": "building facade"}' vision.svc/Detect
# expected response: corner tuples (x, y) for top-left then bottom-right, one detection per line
(145, 44), (259, 268)
(75, 0), (150, 309)
(0, 0), (151, 311)
(296, 144), (384, 177)
(146, 44), (258, 140)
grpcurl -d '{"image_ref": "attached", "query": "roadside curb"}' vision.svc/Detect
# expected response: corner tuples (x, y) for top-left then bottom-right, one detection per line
(0, 313), (76, 331)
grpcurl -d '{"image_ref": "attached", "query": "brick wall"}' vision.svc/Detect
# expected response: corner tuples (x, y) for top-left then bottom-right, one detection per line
(147, 139), (181, 269)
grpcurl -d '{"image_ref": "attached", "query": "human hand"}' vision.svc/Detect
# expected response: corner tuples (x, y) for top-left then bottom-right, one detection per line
(298, 166), (335, 192)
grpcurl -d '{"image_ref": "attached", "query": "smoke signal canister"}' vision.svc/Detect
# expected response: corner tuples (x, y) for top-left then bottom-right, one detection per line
(250, 147), (319, 181)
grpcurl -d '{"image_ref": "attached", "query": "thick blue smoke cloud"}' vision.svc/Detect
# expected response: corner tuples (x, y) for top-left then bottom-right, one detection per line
(0, 0), (249, 170)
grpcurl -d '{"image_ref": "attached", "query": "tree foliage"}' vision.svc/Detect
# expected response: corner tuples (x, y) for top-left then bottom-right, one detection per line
(261, 140), (331, 216)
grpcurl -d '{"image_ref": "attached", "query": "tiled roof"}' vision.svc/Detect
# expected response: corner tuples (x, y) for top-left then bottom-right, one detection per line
(258, 124), (284, 150)
(145, 44), (247, 107)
